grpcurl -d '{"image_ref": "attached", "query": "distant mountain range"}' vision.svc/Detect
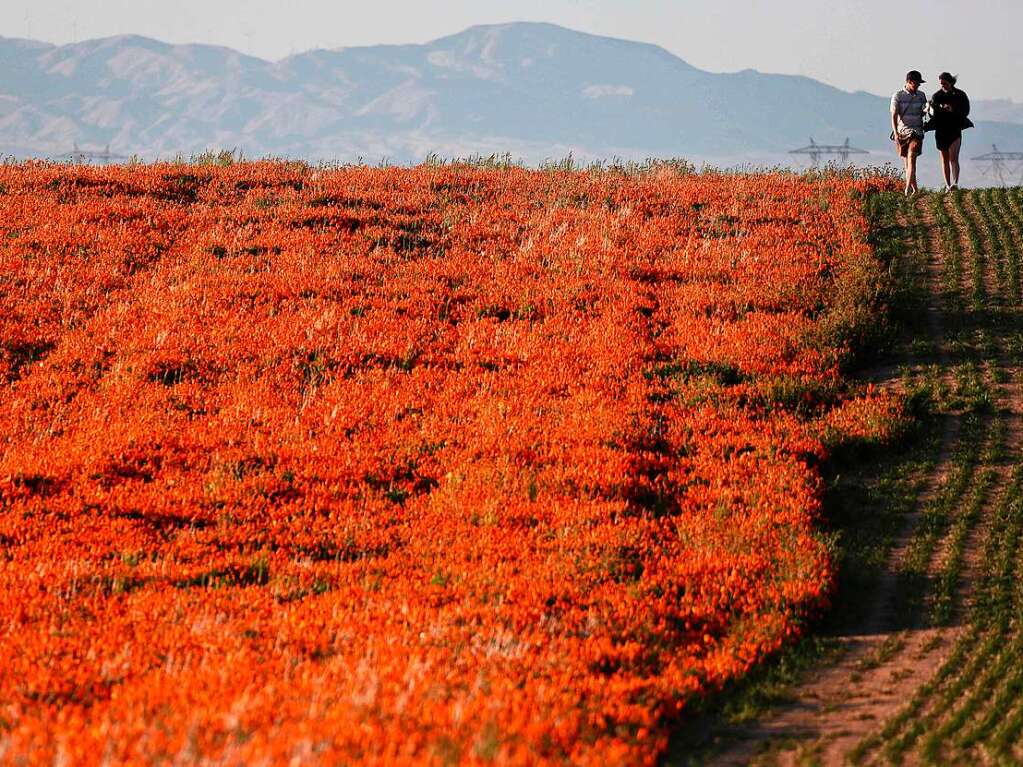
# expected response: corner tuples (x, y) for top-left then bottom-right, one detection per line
(973, 99), (1023, 126)
(2, 22), (1023, 169)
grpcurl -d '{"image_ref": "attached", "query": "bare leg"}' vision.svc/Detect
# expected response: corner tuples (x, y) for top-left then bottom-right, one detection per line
(949, 137), (962, 187)
(903, 154), (912, 194)
(908, 152), (919, 193)
(940, 148), (952, 188)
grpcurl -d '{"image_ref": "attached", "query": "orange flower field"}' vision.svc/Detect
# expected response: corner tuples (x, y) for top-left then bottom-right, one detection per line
(0, 163), (903, 765)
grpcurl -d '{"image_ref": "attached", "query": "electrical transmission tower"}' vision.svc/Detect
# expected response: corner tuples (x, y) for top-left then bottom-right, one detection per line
(790, 137), (869, 166)
(971, 145), (1023, 187)
(53, 143), (129, 165)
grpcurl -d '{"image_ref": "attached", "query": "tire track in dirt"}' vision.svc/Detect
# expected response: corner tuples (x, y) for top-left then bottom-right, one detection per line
(868, 190), (1023, 766)
(935, 191), (1021, 627)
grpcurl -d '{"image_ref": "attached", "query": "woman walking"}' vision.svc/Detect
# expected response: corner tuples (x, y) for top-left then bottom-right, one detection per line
(930, 72), (973, 191)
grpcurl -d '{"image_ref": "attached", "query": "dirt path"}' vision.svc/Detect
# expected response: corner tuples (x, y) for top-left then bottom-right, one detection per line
(673, 190), (1023, 766)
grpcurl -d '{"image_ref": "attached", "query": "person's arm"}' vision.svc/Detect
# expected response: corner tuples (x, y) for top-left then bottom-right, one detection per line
(962, 91), (971, 118)
(923, 95), (936, 129)
(891, 94), (900, 138)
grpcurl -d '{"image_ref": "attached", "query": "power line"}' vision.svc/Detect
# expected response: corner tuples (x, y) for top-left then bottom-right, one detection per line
(52, 143), (130, 165)
(790, 137), (869, 166)
(971, 145), (1023, 187)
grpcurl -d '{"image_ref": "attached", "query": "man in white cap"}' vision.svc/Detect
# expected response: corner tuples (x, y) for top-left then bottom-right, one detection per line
(891, 70), (928, 196)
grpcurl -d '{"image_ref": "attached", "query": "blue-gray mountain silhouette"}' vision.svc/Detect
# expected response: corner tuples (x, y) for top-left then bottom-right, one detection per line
(2, 22), (1022, 163)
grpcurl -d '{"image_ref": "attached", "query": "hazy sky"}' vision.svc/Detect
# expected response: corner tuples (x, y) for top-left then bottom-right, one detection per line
(3, 0), (1021, 101)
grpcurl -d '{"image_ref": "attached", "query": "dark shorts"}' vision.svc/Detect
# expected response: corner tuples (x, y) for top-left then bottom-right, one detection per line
(897, 133), (923, 158)
(935, 129), (963, 152)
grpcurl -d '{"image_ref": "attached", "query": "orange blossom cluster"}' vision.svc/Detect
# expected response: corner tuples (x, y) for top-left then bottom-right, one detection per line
(0, 162), (901, 765)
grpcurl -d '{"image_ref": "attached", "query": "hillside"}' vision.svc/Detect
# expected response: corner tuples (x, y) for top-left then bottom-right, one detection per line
(671, 186), (1023, 766)
(0, 161), (902, 765)
(3, 23), (1023, 166)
